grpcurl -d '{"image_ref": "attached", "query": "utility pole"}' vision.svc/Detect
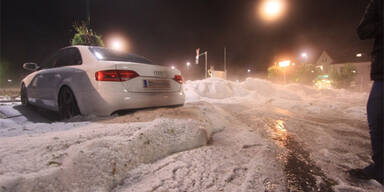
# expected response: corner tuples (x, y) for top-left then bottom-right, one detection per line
(196, 48), (208, 79)
(204, 52), (208, 79)
(86, 0), (91, 26)
(224, 47), (227, 79)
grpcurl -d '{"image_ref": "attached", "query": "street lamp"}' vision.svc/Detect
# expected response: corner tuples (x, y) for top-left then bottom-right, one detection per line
(278, 60), (291, 68)
(247, 69), (251, 73)
(107, 36), (128, 52)
(356, 53), (362, 57)
(301, 52), (308, 66)
(259, 0), (286, 22)
(266, 1), (281, 15)
(112, 40), (123, 51)
(186, 62), (191, 71)
(171, 66), (175, 70)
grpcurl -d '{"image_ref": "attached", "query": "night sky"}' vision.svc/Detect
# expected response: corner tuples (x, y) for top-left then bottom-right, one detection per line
(0, 0), (374, 82)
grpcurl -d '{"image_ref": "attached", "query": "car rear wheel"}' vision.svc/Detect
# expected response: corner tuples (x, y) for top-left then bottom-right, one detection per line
(20, 83), (29, 106)
(58, 86), (80, 119)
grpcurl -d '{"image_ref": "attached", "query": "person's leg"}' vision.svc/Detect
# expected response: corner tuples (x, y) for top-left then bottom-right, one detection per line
(349, 81), (383, 184)
(365, 81), (383, 183)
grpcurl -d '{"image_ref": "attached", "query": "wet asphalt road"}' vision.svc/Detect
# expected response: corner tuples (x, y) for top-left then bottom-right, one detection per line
(217, 103), (380, 192)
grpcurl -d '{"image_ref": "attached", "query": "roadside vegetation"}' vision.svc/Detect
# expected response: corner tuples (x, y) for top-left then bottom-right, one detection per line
(268, 63), (358, 89)
(71, 22), (104, 46)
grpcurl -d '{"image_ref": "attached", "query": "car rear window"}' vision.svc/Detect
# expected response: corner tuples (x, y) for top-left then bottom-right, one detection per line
(89, 47), (154, 64)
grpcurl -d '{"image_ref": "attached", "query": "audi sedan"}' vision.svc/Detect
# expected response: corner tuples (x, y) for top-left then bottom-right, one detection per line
(20, 46), (185, 119)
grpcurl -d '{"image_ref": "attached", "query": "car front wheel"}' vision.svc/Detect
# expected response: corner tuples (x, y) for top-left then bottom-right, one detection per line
(58, 86), (80, 120)
(20, 83), (29, 106)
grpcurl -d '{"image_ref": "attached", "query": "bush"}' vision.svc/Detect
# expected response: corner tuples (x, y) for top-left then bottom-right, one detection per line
(329, 64), (357, 88)
(71, 22), (104, 46)
(292, 64), (319, 85)
(267, 65), (281, 80)
(0, 59), (10, 87)
(268, 63), (319, 85)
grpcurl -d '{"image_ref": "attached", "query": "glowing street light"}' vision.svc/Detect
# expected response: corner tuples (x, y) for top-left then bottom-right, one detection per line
(301, 52), (308, 66)
(265, 1), (281, 15)
(186, 62), (191, 71)
(356, 53), (362, 57)
(259, 0), (286, 22)
(171, 66), (175, 70)
(112, 40), (123, 51)
(107, 36), (128, 51)
(247, 69), (251, 73)
(278, 60), (291, 67)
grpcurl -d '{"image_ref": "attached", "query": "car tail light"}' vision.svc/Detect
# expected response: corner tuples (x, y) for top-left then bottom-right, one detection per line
(173, 75), (183, 84)
(95, 70), (139, 81)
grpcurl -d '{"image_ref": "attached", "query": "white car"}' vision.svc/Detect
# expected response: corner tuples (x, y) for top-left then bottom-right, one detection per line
(20, 45), (185, 118)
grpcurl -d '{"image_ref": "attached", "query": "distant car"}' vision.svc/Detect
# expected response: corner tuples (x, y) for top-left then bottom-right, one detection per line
(20, 46), (185, 119)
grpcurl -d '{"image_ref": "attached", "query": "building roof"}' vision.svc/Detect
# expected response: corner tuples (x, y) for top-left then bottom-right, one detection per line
(316, 51), (333, 66)
(315, 50), (371, 65)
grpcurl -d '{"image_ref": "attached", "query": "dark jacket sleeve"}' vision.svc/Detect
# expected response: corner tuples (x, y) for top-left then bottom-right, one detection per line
(357, 0), (381, 40)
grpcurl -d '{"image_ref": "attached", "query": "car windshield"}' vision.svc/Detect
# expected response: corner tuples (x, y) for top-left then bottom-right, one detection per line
(88, 47), (153, 64)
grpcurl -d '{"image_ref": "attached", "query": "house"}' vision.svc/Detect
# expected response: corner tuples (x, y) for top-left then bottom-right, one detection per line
(315, 51), (333, 72)
(315, 51), (371, 91)
(208, 66), (227, 79)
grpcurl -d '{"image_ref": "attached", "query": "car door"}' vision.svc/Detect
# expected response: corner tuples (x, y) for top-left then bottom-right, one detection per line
(42, 48), (82, 109)
(27, 52), (60, 107)
(28, 72), (45, 104)
(37, 50), (67, 109)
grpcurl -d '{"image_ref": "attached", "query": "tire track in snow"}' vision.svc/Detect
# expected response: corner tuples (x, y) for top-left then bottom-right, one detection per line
(263, 118), (337, 192)
(218, 104), (337, 191)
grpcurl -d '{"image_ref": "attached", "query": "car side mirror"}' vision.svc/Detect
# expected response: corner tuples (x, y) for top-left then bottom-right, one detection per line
(23, 62), (40, 71)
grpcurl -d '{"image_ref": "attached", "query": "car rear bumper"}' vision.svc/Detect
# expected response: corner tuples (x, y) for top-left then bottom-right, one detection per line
(76, 85), (185, 116)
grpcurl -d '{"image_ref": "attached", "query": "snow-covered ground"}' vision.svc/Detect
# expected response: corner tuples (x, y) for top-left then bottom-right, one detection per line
(0, 78), (382, 192)
(0, 96), (12, 102)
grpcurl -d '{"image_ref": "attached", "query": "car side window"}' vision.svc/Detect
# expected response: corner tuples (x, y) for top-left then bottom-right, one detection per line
(41, 52), (59, 69)
(69, 48), (83, 65)
(54, 51), (67, 68)
(54, 48), (82, 68)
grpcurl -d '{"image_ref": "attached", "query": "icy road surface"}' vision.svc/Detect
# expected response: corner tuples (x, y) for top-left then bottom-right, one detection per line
(0, 78), (382, 192)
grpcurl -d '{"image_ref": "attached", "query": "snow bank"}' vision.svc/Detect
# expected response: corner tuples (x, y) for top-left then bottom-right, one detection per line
(184, 78), (249, 101)
(241, 78), (277, 98)
(184, 78), (368, 119)
(0, 96), (11, 101)
(0, 118), (209, 192)
(0, 104), (91, 137)
(0, 96), (20, 102)
(185, 78), (366, 102)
